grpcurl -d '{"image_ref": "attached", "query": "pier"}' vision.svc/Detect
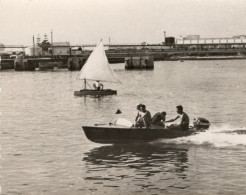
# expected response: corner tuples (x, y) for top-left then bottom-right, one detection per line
(1, 35), (246, 71)
(14, 58), (67, 71)
(1, 49), (246, 71)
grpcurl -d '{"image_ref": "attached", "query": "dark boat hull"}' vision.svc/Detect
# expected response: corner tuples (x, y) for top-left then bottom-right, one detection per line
(82, 126), (198, 144)
(74, 89), (117, 96)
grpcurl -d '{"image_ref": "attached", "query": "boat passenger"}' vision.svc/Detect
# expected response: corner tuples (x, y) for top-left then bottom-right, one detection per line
(151, 112), (166, 127)
(135, 104), (151, 128)
(135, 104), (144, 122)
(93, 81), (104, 90)
(165, 105), (189, 131)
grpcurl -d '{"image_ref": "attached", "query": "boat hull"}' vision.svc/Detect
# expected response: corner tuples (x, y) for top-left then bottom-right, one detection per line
(82, 126), (198, 144)
(74, 89), (117, 96)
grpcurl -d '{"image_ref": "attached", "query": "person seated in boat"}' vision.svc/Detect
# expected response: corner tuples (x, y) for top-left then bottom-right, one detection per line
(134, 104), (143, 127)
(135, 104), (152, 128)
(165, 105), (190, 131)
(151, 111), (166, 127)
(93, 80), (104, 90)
(135, 104), (144, 122)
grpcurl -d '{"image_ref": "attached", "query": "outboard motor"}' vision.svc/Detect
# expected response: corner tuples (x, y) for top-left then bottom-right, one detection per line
(193, 118), (210, 131)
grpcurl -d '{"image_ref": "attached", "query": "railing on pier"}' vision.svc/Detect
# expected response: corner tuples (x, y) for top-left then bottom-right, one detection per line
(176, 38), (246, 45)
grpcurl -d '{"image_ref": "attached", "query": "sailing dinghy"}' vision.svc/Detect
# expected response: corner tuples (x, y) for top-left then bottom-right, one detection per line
(74, 40), (120, 96)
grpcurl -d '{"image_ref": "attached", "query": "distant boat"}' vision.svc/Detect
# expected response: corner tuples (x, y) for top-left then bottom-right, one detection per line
(74, 40), (120, 96)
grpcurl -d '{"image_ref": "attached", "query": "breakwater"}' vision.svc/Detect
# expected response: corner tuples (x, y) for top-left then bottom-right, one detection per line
(1, 48), (246, 70)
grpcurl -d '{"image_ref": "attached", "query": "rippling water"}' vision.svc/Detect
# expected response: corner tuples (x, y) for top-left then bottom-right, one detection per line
(1, 60), (246, 194)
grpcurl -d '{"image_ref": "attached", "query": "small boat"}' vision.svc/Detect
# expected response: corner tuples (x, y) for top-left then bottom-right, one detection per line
(74, 40), (120, 96)
(82, 118), (210, 144)
(74, 89), (117, 96)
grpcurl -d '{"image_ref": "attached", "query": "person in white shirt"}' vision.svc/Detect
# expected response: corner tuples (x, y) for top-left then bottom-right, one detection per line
(165, 105), (190, 131)
(135, 104), (144, 123)
(93, 80), (104, 90)
(135, 104), (152, 128)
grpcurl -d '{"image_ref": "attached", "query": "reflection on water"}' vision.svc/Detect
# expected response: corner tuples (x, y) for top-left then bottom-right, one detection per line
(82, 143), (189, 193)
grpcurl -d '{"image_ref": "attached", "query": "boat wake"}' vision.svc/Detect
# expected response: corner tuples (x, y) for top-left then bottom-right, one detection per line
(161, 124), (246, 147)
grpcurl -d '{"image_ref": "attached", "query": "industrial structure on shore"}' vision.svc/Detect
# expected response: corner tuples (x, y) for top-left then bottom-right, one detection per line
(1, 33), (246, 71)
(1, 34), (246, 56)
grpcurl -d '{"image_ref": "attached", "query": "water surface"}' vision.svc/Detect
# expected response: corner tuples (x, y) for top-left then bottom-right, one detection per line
(1, 60), (246, 194)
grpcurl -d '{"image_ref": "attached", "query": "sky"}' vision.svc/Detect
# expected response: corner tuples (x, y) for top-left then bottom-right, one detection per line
(0, 0), (246, 46)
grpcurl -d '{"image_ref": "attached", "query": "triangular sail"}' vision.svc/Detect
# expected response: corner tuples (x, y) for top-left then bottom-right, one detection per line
(78, 40), (120, 83)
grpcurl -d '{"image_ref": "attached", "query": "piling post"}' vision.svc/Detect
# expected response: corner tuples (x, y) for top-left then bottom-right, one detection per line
(163, 31), (166, 44)
(51, 30), (54, 59)
(33, 35), (35, 58)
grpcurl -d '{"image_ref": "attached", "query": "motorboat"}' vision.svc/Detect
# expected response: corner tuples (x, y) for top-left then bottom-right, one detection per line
(82, 117), (210, 144)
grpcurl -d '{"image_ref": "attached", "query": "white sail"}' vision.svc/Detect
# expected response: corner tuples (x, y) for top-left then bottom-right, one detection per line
(78, 40), (120, 83)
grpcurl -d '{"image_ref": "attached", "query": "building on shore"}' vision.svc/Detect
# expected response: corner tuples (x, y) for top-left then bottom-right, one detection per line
(175, 35), (246, 50)
(0, 43), (4, 53)
(25, 46), (42, 56)
(71, 47), (83, 55)
(52, 42), (70, 56)
(3, 45), (25, 55)
(232, 35), (246, 39)
(185, 35), (200, 40)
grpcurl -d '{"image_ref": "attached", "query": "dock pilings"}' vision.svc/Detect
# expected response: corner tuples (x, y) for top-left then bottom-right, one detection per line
(125, 56), (154, 69)
(68, 57), (85, 70)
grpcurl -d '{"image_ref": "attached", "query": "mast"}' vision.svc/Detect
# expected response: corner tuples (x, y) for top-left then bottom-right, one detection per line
(163, 31), (166, 43)
(84, 79), (86, 90)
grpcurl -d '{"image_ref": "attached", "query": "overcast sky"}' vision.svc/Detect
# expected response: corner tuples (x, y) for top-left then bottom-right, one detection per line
(0, 0), (246, 45)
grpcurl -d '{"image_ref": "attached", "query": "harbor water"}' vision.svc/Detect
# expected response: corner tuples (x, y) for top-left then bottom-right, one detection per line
(1, 60), (246, 194)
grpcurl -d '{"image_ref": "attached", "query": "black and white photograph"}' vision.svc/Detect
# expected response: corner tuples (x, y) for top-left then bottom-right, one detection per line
(1, 0), (246, 194)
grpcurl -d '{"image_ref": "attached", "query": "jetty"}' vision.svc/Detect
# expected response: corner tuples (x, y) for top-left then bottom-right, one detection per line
(1, 35), (246, 71)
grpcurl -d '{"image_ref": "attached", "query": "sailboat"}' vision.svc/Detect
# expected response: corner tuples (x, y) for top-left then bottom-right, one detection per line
(74, 40), (120, 96)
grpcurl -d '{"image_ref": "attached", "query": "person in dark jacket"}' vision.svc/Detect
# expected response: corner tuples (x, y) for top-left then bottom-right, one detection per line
(151, 112), (166, 127)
